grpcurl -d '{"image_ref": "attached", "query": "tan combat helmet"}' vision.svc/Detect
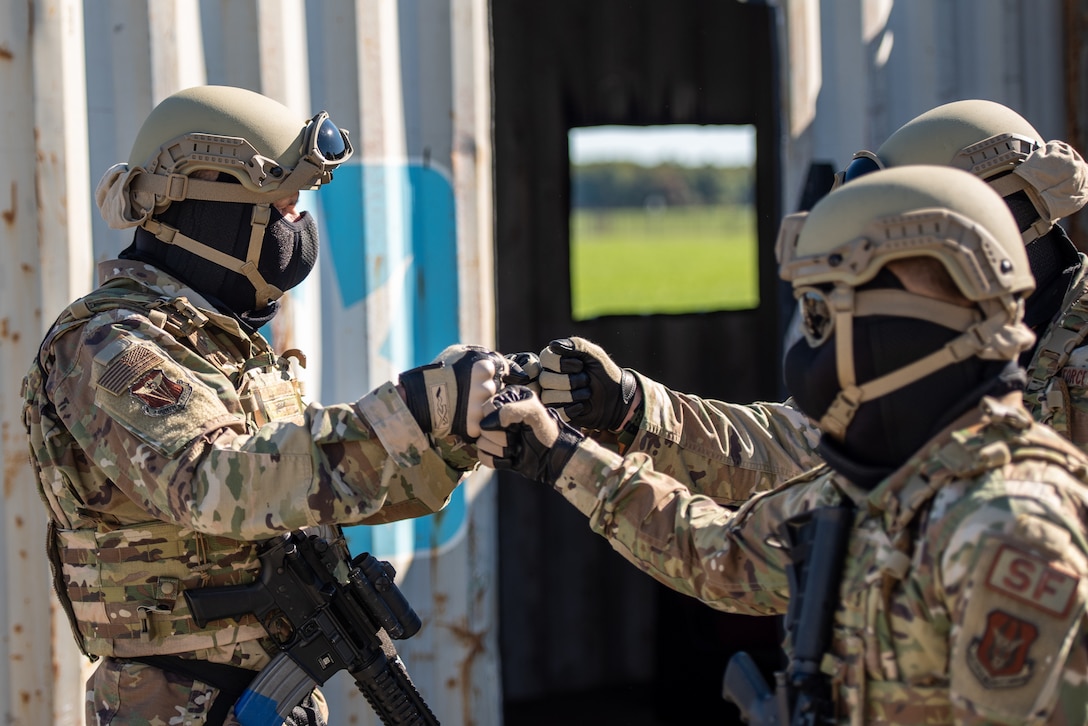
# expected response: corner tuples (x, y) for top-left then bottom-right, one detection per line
(95, 85), (353, 306)
(834, 99), (1088, 244)
(777, 165), (1036, 439)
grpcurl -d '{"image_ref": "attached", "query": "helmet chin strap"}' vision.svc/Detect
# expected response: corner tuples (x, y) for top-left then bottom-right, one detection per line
(818, 285), (1027, 440)
(140, 202), (283, 309)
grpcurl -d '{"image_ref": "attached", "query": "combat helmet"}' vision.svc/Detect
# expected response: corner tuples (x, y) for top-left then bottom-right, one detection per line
(834, 100), (1088, 244)
(95, 85), (353, 307)
(777, 165), (1036, 439)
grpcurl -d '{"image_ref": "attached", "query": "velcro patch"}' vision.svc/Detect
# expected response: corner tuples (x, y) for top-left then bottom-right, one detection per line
(251, 380), (304, 424)
(986, 544), (1079, 617)
(1061, 367), (1088, 388)
(429, 382), (451, 432)
(966, 609), (1038, 688)
(954, 533), (1087, 718)
(129, 369), (192, 416)
(98, 345), (166, 395)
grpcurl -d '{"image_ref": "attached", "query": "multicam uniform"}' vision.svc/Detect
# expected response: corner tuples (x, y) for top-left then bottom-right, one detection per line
(1024, 264), (1088, 450)
(554, 392), (1088, 724)
(22, 259), (474, 725)
(620, 371), (823, 504)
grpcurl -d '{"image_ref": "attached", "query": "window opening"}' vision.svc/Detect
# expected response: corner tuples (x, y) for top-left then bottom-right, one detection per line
(569, 124), (758, 320)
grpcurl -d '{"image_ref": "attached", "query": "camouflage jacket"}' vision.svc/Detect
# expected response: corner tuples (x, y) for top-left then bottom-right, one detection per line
(1024, 258), (1088, 454)
(555, 393), (1088, 724)
(22, 259), (474, 663)
(617, 370), (824, 503)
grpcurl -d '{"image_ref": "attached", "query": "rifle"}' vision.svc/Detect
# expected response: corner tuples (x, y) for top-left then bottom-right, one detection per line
(723, 505), (854, 726)
(184, 531), (440, 726)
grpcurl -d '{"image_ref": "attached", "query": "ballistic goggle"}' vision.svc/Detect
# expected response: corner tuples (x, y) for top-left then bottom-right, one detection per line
(831, 150), (884, 190)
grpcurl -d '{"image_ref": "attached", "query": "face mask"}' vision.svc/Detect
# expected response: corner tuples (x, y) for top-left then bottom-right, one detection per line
(259, 209), (319, 297)
(784, 315), (999, 474)
(127, 200), (319, 322)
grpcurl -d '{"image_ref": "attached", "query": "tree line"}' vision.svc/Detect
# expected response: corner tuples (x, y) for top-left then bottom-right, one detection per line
(572, 161), (754, 209)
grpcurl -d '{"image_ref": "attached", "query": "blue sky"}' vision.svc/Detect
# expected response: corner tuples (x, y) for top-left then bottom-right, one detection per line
(569, 124), (756, 167)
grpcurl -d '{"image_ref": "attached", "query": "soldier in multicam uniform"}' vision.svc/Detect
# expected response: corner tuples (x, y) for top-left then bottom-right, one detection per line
(531, 100), (1088, 508)
(22, 86), (515, 726)
(478, 165), (1088, 724)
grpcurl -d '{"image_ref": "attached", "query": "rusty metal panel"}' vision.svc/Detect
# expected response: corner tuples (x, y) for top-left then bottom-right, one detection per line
(2, 1), (97, 724)
(1, 6), (46, 725)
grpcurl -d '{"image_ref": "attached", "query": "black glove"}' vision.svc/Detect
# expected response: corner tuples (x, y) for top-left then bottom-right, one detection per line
(477, 385), (584, 484)
(538, 337), (637, 431)
(505, 351), (542, 395)
(400, 345), (510, 440)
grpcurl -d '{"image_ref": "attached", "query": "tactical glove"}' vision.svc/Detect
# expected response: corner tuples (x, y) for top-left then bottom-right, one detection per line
(401, 345), (512, 440)
(539, 337), (637, 431)
(505, 351), (542, 395)
(478, 385), (584, 485)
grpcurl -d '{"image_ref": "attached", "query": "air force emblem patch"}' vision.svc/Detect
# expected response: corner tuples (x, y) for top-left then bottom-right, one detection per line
(967, 609), (1038, 688)
(130, 368), (192, 416)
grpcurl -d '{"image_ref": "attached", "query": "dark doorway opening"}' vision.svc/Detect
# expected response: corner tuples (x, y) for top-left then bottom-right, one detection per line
(492, 2), (785, 723)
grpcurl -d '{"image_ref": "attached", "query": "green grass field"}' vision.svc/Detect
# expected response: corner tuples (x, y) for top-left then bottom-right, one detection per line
(570, 205), (759, 320)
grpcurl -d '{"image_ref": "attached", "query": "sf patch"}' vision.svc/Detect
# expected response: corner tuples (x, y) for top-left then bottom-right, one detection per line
(129, 368), (192, 416)
(966, 609), (1038, 688)
(954, 535), (1087, 720)
(985, 544), (1079, 617)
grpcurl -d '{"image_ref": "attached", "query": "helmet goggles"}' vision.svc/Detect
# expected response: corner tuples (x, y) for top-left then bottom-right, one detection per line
(304, 110), (354, 166)
(831, 150), (884, 190)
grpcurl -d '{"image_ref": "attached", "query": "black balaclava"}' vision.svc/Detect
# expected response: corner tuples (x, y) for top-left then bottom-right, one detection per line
(120, 180), (318, 331)
(1021, 224), (1081, 359)
(784, 269), (1025, 488)
(998, 186), (1081, 363)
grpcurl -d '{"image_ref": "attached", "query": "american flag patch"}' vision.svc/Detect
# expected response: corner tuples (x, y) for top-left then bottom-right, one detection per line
(98, 345), (165, 395)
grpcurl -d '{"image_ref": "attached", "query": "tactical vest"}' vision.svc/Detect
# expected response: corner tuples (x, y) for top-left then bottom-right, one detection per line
(822, 400), (1088, 725)
(1023, 269), (1088, 445)
(23, 281), (316, 659)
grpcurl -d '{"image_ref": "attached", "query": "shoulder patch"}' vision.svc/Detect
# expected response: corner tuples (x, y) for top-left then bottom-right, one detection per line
(966, 609), (1038, 688)
(1060, 366), (1088, 389)
(129, 368), (192, 416)
(97, 344), (166, 395)
(986, 544), (1079, 617)
(953, 535), (1087, 721)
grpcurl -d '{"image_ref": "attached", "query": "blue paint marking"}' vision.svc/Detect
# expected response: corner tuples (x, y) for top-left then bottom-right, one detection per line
(318, 161), (464, 559)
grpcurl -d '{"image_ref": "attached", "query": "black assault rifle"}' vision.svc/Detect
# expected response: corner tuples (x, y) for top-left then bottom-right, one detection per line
(185, 531), (440, 726)
(722, 505), (854, 726)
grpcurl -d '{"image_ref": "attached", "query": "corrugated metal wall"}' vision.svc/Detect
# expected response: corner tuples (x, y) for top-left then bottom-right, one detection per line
(1, 1), (497, 724)
(782, 0), (1084, 242)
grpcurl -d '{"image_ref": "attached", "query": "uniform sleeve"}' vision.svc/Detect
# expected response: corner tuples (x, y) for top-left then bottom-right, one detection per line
(625, 371), (824, 505)
(1035, 337), (1088, 455)
(52, 312), (468, 540)
(938, 475), (1088, 724)
(549, 435), (831, 615)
